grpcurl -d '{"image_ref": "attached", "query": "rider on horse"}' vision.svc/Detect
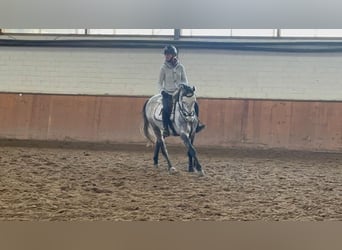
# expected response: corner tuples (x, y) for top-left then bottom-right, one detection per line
(158, 44), (206, 137)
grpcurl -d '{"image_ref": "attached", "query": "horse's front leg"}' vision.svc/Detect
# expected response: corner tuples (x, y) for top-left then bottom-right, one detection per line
(180, 133), (204, 176)
(187, 151), (194, 172)
(187, 134), (195, 172)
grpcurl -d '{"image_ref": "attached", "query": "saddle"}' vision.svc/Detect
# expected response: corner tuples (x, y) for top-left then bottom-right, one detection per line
(153, 102), (173, 121)
(153, 95), (177, 121)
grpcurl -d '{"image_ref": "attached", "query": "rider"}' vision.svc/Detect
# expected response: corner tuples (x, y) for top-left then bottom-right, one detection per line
(158, 44), (206, 137)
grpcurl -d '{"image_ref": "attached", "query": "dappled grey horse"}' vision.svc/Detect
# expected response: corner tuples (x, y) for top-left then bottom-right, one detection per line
(142, 84), (204, 176)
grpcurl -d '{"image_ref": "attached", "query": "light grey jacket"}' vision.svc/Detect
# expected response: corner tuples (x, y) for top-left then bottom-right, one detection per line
(157, 61), (188, 95)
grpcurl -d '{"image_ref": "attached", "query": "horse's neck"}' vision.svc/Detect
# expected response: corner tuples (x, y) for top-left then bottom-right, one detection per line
(167, 91), (178, 111)
(173, 89), (180, 103)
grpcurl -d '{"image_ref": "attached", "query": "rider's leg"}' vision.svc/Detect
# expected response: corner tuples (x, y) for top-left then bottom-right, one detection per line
(162, 91), (172, 137)
(194, 102), (206, 133)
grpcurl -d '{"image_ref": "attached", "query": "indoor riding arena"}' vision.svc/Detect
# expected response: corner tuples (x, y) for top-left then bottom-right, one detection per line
(0, 29), (341, 221)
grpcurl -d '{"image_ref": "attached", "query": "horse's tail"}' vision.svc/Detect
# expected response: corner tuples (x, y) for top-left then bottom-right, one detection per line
(142, 99), (155, 144)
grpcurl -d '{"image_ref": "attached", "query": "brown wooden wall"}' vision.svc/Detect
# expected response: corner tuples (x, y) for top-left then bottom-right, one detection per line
(0, 93), (341, 152)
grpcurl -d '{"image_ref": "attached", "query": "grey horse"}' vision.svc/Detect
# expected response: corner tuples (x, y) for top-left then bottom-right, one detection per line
(142, 83), (204, 176)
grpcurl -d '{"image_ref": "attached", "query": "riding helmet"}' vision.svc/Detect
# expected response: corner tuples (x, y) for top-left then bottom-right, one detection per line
(163, 45), (178, 56)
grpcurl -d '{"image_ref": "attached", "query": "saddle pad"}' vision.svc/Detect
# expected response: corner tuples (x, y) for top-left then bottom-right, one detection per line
(153, 103), (174, 121)
(153, 103), (163, 121)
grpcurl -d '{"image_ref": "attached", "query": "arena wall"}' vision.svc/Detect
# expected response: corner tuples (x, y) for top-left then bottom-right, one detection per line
(1, 46), (342, 100)
(0, 45), (341, 151)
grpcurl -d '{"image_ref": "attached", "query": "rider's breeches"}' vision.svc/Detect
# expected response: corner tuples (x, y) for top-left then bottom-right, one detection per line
(161, 91), (173, 126)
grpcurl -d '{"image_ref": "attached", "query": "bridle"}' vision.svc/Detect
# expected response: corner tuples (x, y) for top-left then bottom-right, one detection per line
(177, 88), (196, 121)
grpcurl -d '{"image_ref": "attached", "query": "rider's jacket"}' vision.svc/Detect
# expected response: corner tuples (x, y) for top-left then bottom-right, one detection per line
(158, 60), (188, 95)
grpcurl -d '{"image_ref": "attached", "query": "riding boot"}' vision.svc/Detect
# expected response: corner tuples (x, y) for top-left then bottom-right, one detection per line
(194, 102), (206, 133)
(163, 125), (170, 137)
(196, 120), (206, 133)
(162, 111), (170, 137)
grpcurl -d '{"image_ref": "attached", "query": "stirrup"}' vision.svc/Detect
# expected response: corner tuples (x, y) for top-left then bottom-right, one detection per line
(163, 128), (170, 137)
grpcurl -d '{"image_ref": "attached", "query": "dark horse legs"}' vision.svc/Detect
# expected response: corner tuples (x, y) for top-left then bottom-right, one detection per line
(181, 133), (203, 174)
(153, 140), (160, 166)
(187, 135), (195, 172)
(153, 133), (174, 172)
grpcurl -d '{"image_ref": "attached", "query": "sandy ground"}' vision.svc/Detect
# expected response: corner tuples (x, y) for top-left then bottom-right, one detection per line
(0, 140), (341, 221)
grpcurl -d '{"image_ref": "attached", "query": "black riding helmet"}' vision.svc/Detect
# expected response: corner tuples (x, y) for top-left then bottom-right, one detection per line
(163, 45), (178, 56)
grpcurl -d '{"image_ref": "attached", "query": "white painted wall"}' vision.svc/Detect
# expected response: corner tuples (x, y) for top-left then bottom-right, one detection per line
(1, 46), (342, 100)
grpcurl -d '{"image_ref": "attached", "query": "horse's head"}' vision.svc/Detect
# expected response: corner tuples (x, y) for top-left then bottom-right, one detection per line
(177, 83), (197, 120)
(179, 83), (196, 97)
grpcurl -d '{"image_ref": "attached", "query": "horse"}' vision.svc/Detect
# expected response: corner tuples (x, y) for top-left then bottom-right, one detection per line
(142, 83), (204, 176)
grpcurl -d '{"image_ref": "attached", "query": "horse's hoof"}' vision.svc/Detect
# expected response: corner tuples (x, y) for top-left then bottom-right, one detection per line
(154, 164), (158, 168)
(197, 170), (205, 177)
(169, 167), (177, 174)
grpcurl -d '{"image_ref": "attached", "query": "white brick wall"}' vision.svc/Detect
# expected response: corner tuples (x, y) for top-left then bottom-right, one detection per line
(1, 46), (342, 100)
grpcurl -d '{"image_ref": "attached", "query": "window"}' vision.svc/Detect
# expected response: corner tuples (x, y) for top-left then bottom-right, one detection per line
(87, 29), (174, 35)
(280, 29), (342, 38)
(181, 29), (232, 37)
(3, 29), (342, 38)
(231, 29), (276, 37)
(181, 29), (276, 37)
(3, 29), (85, 34)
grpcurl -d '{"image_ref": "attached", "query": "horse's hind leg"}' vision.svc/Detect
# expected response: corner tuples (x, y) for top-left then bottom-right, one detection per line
(158, 138), (176, 173)
(153, 140), (161, 167)
(152, 128), (173, 171)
